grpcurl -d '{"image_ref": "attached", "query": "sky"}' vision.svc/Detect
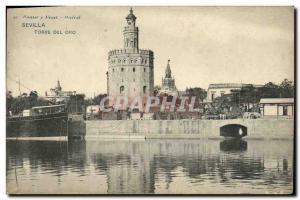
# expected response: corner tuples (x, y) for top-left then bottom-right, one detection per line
(7, 6), (294, 97)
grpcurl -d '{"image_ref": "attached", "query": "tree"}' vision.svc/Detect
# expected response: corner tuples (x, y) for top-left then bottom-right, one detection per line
(154, 85), (161, 96)
(29, 91), (38, 108)
(261, 82), (280, 98)
(84, 94), (107, 107)
(7, 90), (49, 115)
(6, 91), (13, 115)
(238, 85), (261, 109)
(92, 94), (107, 105)
(185, 87), (207, 101)
(279, 79), (294, 98)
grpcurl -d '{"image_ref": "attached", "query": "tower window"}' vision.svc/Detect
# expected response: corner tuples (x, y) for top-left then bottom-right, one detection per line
(143, 86), (147, 94)
(121, 68), (124, 72)
(145, 59), (147, 64)
(113, 68), (114, 72)
(144, 68), (146, 72)
(133, 67), (135, 72)
(120, 86), (125, 94)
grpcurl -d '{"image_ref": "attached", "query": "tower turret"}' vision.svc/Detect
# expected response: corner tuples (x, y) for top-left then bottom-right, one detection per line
(165, 59), (172, 78)
(159, 59), (178, 96)
(123, 8), (139, 52)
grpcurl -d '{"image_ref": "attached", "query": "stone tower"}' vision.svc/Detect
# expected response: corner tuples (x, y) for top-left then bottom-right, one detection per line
(159, 60), (178, 96)
(107, 8), (154, 106)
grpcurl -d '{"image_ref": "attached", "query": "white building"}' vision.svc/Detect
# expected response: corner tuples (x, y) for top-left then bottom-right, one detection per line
(259, 98), (294, 117)
(206, 83), (252, 102)
(107, 8), (154, 107)
(206, 83), (264, 102)
(45, 80), (76, 103)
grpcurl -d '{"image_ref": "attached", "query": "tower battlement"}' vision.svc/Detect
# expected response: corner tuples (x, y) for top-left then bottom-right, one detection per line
(108, 49), (154, 56)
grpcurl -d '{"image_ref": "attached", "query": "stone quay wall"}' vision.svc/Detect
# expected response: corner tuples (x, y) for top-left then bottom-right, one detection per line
(82, 119), (294, 140)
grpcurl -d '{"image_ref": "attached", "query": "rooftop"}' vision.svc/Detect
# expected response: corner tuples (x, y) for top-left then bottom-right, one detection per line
(260, 98), (294, 104)
(208, 83), (252, 89)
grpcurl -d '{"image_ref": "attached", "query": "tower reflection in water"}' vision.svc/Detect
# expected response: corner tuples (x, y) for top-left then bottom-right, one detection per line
(6, 139), (293, 194)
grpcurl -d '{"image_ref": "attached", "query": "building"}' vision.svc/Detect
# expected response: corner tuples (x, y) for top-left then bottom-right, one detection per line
(45, 80), (85, 113)
(45, 80), (77, 103)
(206, 83), (262, 102)
(259, 98), (294, 117)
(107, 8), (154, 106)
(158, 60), (178, 96)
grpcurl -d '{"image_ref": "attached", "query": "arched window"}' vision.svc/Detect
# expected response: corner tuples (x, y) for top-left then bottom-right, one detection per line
(121, 68), (124, 72)
(143, 86), (147, 94)
(120, 86), (125, 94)
(145, 59), (147, 64)
(144, 68), (146, 72)
(133, 67), (135, 72)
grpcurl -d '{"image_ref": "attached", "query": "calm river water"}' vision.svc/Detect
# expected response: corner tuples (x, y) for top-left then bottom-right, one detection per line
(6, 139), (293, 194)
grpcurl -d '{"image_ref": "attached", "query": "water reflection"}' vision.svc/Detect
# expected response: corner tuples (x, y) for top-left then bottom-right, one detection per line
(6, 139), (293, 194)
(220, 139), (247, 152)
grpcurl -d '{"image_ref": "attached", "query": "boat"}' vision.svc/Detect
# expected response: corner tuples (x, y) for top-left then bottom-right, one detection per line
(6, 104), (68, 138)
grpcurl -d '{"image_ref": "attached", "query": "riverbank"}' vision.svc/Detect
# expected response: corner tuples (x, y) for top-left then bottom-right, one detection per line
(77, 118), (294, 140)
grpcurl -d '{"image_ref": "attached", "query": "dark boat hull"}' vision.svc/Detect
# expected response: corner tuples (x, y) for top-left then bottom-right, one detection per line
(6, 112), (68, 138)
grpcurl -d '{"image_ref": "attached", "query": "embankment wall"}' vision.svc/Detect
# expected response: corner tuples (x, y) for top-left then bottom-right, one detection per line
(81, 119), (294, 140)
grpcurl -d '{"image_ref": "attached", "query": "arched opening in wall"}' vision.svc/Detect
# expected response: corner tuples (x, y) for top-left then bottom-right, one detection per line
(120, 86), (125, 94)
(144, 68), (146, 72)
(121, 68), (124, 72)
(133, 67), (135, 72)
(220, 124), (247, 138)
(143, 86), (147, 94)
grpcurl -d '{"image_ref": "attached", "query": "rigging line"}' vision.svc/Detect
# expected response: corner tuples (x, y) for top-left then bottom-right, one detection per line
(7, 75), (40, 95)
